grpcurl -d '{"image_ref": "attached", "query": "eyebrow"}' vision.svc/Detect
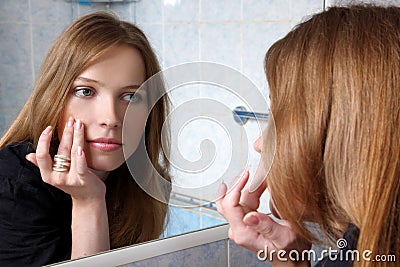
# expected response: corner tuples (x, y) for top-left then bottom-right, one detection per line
(75, 76), (142, 91)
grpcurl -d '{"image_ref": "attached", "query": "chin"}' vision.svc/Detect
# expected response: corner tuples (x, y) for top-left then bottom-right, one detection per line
(87, 158), (125, 172)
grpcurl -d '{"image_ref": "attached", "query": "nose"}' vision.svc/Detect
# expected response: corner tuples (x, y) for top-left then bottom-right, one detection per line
(253, 135), (263, 154)
(98, 97), (122, 128)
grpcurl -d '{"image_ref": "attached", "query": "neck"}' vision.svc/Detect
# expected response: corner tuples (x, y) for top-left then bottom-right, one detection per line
(89, 168), (109, 181)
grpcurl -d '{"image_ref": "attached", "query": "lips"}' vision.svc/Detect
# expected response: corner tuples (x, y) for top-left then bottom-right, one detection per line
(87, 138), (122, 152)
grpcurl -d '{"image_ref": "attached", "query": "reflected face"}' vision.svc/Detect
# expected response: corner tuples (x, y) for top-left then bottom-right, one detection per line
(58, 45), (148, 172)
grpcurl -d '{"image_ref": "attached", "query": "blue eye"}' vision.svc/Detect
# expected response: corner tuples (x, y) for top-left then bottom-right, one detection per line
(74, 87), (94, 97)
(123, 93), (143, 103)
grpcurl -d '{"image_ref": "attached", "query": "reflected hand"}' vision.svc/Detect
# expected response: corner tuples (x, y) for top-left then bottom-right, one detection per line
(26, 118), (106, 201)
(216, 170), (311, 267)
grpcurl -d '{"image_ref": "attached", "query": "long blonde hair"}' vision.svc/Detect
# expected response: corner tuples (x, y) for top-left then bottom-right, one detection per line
(265, 4), (400, 266)
(0, 12), (171, 249)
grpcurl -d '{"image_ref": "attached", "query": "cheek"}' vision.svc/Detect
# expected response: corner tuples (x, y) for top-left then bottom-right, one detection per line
(122, 105), (148, 156)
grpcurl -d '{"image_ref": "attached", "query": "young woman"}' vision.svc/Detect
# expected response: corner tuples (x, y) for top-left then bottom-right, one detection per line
(0, 12), (171, 266)
(217, 4), (400, 267)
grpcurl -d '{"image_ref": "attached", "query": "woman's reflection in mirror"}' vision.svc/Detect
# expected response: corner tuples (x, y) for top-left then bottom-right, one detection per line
(0, 12), (171, 266)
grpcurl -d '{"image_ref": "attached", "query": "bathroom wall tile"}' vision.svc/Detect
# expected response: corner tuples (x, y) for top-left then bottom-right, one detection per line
(200, 0), (241, 22)
(0, 23), (32, 109)
(243, 0), (323, 22)
(290, 0), (324, 22)
(229, 240), (272, 267)
(0, 63), (32, 110)
(0, 108), (21, 137)
(200, 207), (226, 229)
(163, 205), (201, 237)
(107, 3), (134, 22)
(120, 239), (227, 267)
(76, 2), (110, 17)
(200, 83), (247, 112)
(137, 24), (164, 65)
(200, 23), (241, 71)
(31, 23), (69, 77)
(0, 24), (31, 66)
(164, 23), (199, 67)
(135, 0), (162, 24)
(163, 0), (199, 22)
(325, 0), (400, 6)
(167, 83), (201, 107)
(242, 21), (295, 90)
(30, 0), (73, 24)
(0, 0), (29, 22)
(0, 111), (5, 137)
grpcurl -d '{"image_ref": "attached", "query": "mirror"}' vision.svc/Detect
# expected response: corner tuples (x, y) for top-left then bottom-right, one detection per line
(0, 0), (324, 264)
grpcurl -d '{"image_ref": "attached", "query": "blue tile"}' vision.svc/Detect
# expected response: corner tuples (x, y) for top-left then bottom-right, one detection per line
(0, 0), (29, 22)
(0, 108), (22, 136)
(164, 0), (199, 22)
(31, 23), (69, 76)
(136, 24), (164, 66)
(163, 205), (201, 237)
(200, 23), (241, 70)
(0, 23), (32, 109)
(242, 21), (295, 90)
(243, 0), (323, 22)
(164, 23), (199, 67)
(0, 63), (32, 110)
(121, 239), (228, 267)
(200, 0), (241, 22)
(135, 0), (162, 24)
(229, 240), (272, 267)
(30, 0), (73, 24)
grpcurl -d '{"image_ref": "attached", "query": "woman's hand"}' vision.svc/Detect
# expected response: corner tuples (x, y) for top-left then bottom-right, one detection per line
(26, 117), (106, 201)
(216, 170), (311, 267)
(26, 118), (110, 258)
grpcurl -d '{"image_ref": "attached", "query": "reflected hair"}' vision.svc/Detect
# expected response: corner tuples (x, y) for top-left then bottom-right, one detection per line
(264, 4), (400, 266)
(0, 12), (171, 248)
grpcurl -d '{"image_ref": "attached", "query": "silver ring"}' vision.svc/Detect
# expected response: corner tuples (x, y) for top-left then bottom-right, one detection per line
(52, 154), (71, 172)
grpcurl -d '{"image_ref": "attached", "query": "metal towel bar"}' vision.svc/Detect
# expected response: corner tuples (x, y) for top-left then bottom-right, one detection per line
(232, 106), (269, 125)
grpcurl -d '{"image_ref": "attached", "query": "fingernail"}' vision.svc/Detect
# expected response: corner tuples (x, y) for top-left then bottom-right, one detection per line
(42, 126), (52, 135)
(77, 146), (83, 156)
(240, 166), (250, 179)
(67, 117), (74, 127)
(75, 119), (81, 130)
(216, 180), (225, 198)
(244, 214), (259, 226)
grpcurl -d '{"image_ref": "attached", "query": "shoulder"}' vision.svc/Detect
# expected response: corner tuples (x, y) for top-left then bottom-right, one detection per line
(0, 141), (68, 204)
(0, 141), (39, 177)
(0, 142), (72, 265)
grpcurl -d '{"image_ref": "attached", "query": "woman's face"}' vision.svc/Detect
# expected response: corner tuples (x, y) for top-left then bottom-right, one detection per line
(58, 45), (147, 172)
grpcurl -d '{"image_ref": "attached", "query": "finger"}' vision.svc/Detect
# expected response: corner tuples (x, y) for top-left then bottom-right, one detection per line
(71, 119), (84, 155)
(239, 179), (267, 211)
(215, 181), (228, 214)
(215, 180), (228, 200)
(243, 211), (286, 245)
(220, 170), (251, 228)
(225, 168), (250, 205)
(71, 119), (86, 175)
(25, 153), (38, 167)
(57, 117), (74, 157)
(35, 126), (54, 178)
(75, 146), (88, 176)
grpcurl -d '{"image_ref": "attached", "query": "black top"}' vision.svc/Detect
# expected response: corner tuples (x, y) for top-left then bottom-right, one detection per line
(315, 224), (360, 267)
(0, 142), (72, 266)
